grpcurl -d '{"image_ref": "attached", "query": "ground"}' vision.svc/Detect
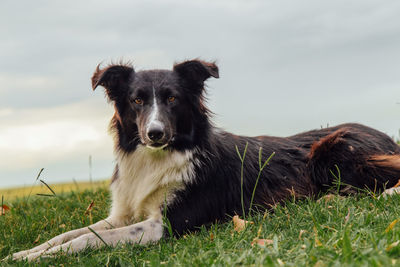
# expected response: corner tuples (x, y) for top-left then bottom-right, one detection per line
(2, 183), (400, 266)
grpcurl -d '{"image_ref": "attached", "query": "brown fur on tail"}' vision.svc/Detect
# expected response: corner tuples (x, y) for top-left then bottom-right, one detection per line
(367, 154), (400, 190)
(368, 155), (400, 170)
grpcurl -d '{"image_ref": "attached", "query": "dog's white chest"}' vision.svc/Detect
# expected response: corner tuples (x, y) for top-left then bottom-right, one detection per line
(110, 146), (195, 222)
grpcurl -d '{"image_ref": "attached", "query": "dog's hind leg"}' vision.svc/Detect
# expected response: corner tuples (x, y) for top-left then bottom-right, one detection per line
(381, 187), (400, 197)
(307, 128), (400, 193)
(368, 155), (400, 197)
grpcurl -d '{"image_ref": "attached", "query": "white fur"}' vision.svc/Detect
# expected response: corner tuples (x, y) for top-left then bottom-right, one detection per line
(146, 86), (163, 133)
(9, 145), (196, 262)
(21, 218), (164, 261)
(110, 145), (196, 223)
(381, 187), (400, 198)
(9, 217), (119, 260)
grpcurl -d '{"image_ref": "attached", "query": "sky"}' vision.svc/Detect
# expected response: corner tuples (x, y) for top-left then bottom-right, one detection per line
(1, 0), (400, 188)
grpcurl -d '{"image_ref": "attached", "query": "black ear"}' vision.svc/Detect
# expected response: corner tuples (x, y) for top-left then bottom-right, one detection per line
(173, 60), (219, 86)
(91, 64), (134, 101)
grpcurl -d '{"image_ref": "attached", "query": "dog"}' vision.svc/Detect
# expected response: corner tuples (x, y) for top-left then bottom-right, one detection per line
(9, 59), (400, 261)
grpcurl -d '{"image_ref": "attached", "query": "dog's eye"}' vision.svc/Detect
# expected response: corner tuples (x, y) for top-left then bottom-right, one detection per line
(168, 96), (176, 103)
(134, 98), (143, 105)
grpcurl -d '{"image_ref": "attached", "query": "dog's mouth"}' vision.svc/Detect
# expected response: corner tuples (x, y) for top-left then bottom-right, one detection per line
(145, 142), (169, 150)
(143, 136), (177, 151)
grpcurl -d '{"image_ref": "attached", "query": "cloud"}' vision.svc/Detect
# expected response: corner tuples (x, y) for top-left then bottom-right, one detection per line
(0, 73), (60, 93)
(0, 0), (400, 187)
(0, 97), (115, 187)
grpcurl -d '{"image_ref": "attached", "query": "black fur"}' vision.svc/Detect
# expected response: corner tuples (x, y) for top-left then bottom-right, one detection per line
(93, 59), (400, 236)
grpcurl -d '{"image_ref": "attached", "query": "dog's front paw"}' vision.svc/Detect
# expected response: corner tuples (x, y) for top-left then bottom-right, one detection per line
(6, 250), (30, 261)
(1, 255), (11, 262)
(24, 251), (52, 262)
(6, 250), (52, 262)
(5, 248), (46, 262)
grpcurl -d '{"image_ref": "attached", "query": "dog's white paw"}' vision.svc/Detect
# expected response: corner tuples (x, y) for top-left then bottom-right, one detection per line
(5, 248), (48, 262)
(9, 249), (53, 262)
(9, 250), (30, 260)
(24, 251), (51, 262)
(381, 187), (400, 198)
(1, 255), (10, 262)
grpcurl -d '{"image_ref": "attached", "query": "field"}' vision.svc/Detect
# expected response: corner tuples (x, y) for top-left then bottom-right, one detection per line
(0, 180), (109, 201)
(2, 184), (400, 266)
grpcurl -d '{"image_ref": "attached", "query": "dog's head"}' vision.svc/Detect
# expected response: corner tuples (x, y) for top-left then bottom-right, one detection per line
(92, 59), (219, 152)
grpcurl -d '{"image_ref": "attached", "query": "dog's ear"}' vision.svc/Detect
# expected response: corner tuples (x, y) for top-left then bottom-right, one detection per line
(91, 64), (134, 101)
(173, 60), (219, 87)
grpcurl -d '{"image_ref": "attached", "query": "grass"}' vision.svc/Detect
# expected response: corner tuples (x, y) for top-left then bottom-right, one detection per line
(2, 187), (400, 266)
(0, 180), (109, 201)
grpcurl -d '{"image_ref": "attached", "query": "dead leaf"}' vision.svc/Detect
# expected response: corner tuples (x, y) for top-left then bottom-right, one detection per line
(251, 238), (273, 247)
(317, 194), (335, 203)
(59, 224), (66, 229)
(84, 200), (95, 215)
(313, 260), (327, 267)
(33, 234), (41, 244)
(299, 229), (307, 239)
(277, 258), (284, 266)
(386, 219), (399, 233)
(344, 208), (351, 224)
(386, 241), (400, 251)
(322, 225), (337, 232)
(232, 215), (253, 232)
(210, 233), (214, 241)
(317, 194), (344, 204)
(0, 204), (10, 216)
(314, 226), (322, 247)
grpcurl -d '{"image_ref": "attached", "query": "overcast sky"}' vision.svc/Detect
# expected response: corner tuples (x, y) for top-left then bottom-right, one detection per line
(1, 0), (400, 188)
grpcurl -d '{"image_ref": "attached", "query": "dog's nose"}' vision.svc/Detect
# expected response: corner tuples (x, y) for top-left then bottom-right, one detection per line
(147, 127), (164, 142)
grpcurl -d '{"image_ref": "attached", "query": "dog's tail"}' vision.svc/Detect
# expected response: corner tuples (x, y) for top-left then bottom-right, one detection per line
(367, 154), (400, 184)
(307, 128), (400, 193)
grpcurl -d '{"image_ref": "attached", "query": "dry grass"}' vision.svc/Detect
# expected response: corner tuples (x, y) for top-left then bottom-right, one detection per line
(0, 180), (109, 201)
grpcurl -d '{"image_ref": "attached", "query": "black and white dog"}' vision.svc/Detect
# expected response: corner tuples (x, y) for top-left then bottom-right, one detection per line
(11, 59), (400, 261)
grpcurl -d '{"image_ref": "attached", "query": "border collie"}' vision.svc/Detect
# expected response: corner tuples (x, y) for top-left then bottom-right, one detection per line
(10, 59), (400, 261)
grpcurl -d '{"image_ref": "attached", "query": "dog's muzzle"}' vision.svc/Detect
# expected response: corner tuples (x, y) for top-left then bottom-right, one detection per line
(145, 122), (169, 149)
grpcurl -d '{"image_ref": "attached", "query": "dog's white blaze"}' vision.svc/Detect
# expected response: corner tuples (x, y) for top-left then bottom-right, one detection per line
(147, 86), (163, 132)
(110, 145), (195, 223)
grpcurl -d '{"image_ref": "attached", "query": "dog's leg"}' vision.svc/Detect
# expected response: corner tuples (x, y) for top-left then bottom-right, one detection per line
(23, 218), (163, 262)
(381, 187), (400, 198)
(10, 217), (123, 260)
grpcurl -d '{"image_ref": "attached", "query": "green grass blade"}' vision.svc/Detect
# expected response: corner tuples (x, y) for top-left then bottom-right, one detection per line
(249, 151), (275, 213)
(26, 168), (44, 202)
(88, 227), (109, 247)
(39, 179), (57, 196)
(236, 142), (248, 220)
